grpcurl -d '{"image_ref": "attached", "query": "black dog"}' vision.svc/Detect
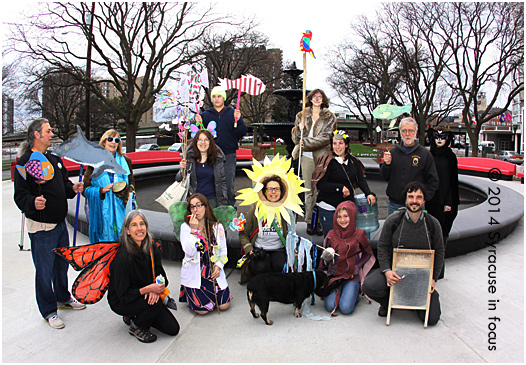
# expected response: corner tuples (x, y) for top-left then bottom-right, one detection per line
(246, 269), (329, 325)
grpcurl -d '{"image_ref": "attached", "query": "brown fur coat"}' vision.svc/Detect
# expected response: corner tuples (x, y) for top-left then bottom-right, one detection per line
(291, 107), (337, 162)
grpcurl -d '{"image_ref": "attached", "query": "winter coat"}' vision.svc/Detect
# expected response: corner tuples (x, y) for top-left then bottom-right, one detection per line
(314, 153), (374, 209)
(291, 107), (337, 162)
(201, 106), (248, 155)
(322, 201), (376, 288)
(380, 142), (439, 204)
(175, 146), (228, 206)
(14, 150), (77, 224)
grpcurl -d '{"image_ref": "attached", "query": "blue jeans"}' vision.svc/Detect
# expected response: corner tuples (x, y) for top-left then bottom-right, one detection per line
(224, 153), (237, 206)
(388, 199), (405, 216)
(317, 206), (335, 238)
(28, 221), (71, 319)
(324, 281), (360, 314)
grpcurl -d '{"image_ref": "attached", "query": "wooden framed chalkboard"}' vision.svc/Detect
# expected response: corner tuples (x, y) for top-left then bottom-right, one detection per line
(386, 248), (435, 327)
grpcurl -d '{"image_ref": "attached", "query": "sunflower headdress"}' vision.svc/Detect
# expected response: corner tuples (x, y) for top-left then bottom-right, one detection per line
(236, 155), (308, 225)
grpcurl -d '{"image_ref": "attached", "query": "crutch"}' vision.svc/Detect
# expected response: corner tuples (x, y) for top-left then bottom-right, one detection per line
(18, 213), (30, 251)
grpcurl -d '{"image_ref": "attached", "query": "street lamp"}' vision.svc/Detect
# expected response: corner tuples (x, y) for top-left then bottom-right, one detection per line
(512, 123), (519, 153)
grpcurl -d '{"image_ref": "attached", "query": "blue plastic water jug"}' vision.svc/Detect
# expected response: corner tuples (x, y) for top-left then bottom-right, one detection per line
(353, 194), (379, 234)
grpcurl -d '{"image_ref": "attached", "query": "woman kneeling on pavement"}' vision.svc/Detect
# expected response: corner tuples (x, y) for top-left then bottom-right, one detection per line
(179, 193), (231, 314)
(320, 201), (375, 315)
(108, 210), (180, 343)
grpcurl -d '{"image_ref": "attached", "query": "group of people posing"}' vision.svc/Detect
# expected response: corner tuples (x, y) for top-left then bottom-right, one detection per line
(14, 87), (459, 343)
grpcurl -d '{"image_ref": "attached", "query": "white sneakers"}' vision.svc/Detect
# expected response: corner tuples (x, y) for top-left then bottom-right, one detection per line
(57, 297), (86, 310)
(47, 315), (65, 329)
(47, 298), (87, 329)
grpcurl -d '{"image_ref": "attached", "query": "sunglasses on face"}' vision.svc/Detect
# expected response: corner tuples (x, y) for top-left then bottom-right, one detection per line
(266, 187), (281, 193)
(106, 136), (121, 144)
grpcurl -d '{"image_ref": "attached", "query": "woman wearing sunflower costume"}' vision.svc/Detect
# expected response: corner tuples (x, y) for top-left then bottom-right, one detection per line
(239, 175), (289, 283)
(312, 130), (376, 237)
(236, 155), (309, 283)
(179, 193), (231, 314)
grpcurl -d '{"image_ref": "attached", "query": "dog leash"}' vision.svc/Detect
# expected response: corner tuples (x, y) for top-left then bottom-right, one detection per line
(299, 271), (332, 321)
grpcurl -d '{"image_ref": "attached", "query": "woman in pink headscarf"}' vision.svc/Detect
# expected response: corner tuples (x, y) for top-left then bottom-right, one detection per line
(319, 200), (376, 315)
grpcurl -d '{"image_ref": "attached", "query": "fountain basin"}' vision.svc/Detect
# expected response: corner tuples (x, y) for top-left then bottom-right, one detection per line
(66, 161), (523, 264)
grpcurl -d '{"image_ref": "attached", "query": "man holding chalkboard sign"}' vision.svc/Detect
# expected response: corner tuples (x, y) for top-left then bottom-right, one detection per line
(362, 181), (444, 326)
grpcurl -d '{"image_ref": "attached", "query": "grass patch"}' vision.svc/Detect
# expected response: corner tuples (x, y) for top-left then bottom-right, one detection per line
(348, 143), (377, 157)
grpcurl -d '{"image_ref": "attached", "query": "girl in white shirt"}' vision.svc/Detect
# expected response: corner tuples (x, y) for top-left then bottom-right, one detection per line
(179, 193), (231, 314)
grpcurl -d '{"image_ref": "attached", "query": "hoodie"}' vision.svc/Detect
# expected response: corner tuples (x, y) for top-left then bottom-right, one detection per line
(200, 106), (248, 155)
(322, 201), (376, 287)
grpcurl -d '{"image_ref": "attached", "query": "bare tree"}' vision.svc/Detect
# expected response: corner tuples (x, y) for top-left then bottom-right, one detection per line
(439, 2), (524, 156)
(327, 14), (403, 144)
(8, 2), (236, 151)
(381, 2), (461, 143)
(201, 27), (282, 125)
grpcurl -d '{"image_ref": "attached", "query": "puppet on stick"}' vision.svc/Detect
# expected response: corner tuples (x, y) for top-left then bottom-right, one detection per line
(218, 74), (266, 127)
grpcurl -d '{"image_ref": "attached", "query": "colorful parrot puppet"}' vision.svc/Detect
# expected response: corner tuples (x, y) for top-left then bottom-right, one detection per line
(16, 151), (55, 184)
(300, 30), (316, 59)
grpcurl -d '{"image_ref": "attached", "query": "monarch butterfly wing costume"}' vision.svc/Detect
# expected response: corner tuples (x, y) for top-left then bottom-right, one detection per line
(54, 242), (120, 304)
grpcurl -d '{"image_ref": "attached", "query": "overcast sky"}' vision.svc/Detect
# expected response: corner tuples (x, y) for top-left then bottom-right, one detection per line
(217, 1), (382, 109)
(2, 1), (382, 113)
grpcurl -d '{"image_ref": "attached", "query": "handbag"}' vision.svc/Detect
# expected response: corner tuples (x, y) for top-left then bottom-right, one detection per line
(155, 176), (190, 211)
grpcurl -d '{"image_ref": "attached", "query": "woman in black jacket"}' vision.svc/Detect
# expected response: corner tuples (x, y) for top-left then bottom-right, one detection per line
(108, 210), (179, 343)
(313, 130), (376, 237)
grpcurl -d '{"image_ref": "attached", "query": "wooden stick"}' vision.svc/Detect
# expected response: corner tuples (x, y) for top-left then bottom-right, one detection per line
(298, 51), (307, 179)
(206, 225), (220, 314)
(315, 244), (340, 256)
(234, 88), (241, 127)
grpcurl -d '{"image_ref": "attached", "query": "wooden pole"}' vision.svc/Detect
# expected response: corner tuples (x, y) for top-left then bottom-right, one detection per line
(298, 52), (307, 179)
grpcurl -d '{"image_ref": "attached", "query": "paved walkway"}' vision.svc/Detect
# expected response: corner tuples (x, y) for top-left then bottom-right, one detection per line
(2, 177), (524, 363)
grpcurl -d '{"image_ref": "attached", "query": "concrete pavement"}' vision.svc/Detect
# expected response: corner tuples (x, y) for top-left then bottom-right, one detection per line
(2, 177), (524, 363)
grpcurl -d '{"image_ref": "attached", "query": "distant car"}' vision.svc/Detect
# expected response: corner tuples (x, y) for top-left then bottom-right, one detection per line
(495, 150), (523, 164)
(2, 147), (17, 155)
(241, 136), (253, 143)
(138, 143), (160, 151)
(167, 143), (182, 152)
(452, 142), (466, 149)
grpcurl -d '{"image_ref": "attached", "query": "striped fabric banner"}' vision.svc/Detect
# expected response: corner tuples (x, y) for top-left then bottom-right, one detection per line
(218, 74), (266, 95)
